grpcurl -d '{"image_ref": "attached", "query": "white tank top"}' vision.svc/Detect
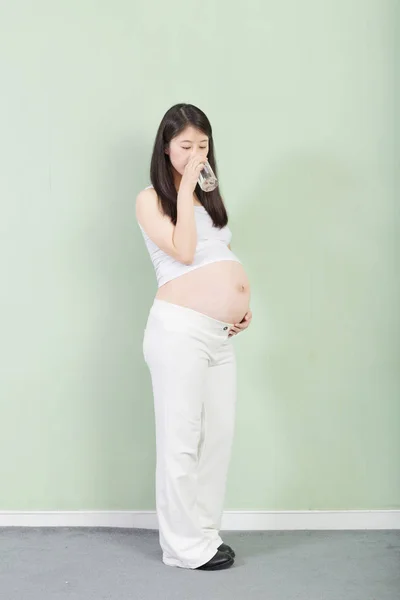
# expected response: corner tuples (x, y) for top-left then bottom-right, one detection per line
(137, 185), (241, 288)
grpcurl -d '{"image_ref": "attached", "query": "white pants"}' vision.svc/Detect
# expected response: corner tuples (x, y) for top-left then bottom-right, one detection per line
(143, 299), (237, 569)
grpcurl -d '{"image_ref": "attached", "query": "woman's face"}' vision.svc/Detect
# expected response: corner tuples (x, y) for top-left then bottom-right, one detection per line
(166, 126), (209, 176)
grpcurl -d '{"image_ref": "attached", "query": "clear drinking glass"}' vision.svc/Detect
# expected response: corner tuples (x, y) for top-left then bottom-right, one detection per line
(198, 159), (218, 192)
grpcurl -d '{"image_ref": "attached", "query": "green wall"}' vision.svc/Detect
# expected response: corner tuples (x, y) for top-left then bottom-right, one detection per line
(0, 1), (398, 511)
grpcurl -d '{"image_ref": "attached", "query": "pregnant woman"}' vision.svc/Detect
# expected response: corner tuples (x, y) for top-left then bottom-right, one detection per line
(136, 103), (252, 571)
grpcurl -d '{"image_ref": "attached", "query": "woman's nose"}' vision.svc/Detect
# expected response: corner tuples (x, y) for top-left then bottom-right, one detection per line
(191, 147), (206, 156)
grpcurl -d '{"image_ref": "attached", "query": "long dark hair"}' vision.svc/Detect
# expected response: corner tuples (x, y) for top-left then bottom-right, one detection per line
(150, 103), (228, 228)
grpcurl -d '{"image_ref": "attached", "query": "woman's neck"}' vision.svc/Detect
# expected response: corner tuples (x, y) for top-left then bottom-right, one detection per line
(173, 169), (182, 192)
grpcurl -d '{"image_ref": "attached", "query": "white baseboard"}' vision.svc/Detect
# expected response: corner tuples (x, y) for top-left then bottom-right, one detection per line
(0, 510), (399, 529)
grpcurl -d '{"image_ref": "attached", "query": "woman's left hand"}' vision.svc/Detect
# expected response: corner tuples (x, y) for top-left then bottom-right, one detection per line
(228, 309), (252, 337)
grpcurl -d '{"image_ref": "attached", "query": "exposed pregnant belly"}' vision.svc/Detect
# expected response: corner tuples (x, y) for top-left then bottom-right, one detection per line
(155, 260), (251, 324)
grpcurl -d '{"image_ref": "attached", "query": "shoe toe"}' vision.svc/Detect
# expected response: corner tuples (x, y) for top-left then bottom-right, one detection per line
(196, 550), (234, 571)
(218, 543), (236, 558)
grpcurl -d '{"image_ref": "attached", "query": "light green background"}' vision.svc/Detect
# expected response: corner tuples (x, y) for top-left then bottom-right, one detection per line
(0, 1), (398, 511)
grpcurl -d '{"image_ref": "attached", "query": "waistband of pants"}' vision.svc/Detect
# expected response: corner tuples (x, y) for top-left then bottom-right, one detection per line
(149, 299), (234, 337)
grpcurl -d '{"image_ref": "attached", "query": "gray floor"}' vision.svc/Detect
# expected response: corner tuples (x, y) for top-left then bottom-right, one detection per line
(1, 528), (399, 599)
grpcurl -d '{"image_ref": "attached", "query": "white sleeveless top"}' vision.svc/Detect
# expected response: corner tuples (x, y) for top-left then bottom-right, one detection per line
(137, 185), (241, 287)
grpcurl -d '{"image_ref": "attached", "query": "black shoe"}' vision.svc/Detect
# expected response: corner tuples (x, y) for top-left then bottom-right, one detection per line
(218, 543), (235, 558)
(196, 550), (234, 571)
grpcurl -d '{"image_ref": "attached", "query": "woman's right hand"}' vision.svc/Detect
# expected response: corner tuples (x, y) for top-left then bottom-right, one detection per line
(180, 155), (208, 192)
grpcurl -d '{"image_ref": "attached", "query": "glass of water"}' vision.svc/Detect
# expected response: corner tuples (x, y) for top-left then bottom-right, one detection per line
(198, 159), (218, 192)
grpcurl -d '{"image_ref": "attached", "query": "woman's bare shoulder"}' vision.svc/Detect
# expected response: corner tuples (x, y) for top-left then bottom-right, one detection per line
(136, 185), (157, 209)
(136, 186), (165, 226)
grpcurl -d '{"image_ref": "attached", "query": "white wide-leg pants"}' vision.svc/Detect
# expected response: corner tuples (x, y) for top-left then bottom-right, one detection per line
(143, 299), (237, 569)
